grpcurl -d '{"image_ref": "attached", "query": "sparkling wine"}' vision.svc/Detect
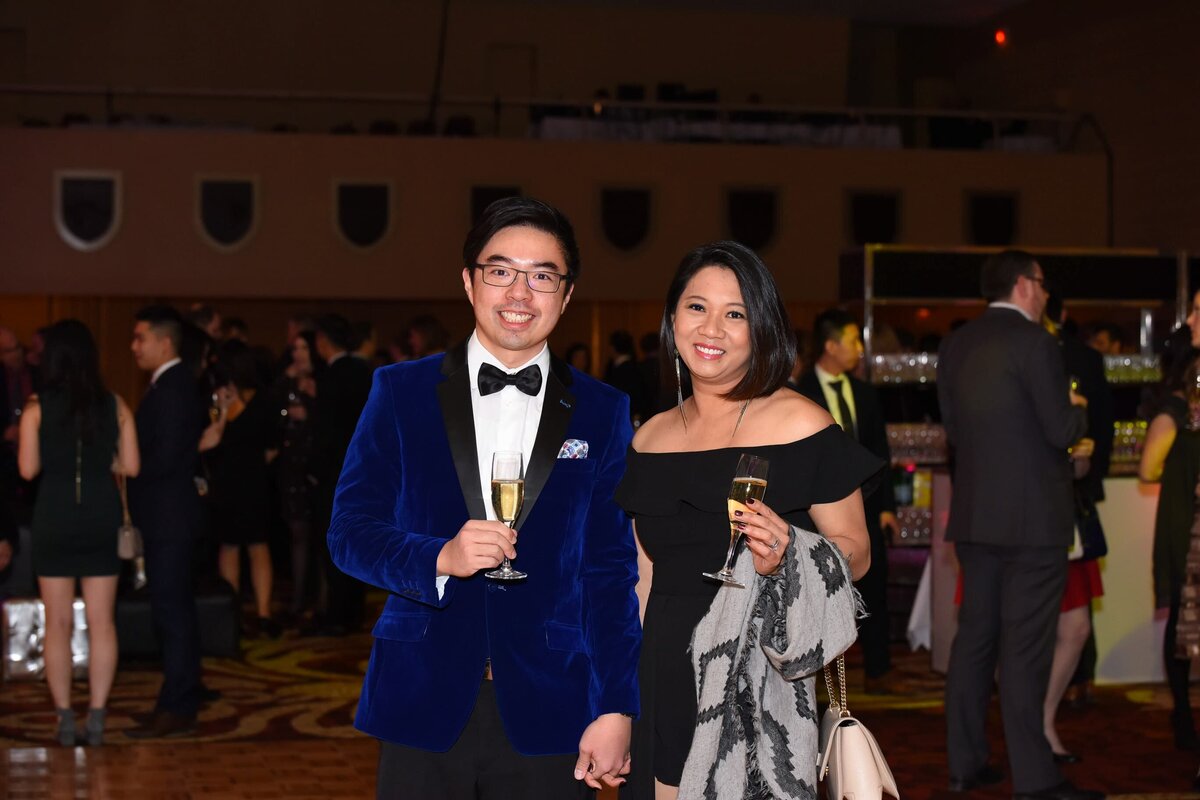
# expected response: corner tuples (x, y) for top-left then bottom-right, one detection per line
(704, 454), (770, 588)
(491, 479), (524, 525)
(727, 477), (767, 517)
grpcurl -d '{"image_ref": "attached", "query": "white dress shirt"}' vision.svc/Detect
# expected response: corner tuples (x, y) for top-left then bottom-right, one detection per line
(151, 357), (182, 385)
(436, 332), (551, 596)
(814, 363), (858, 433)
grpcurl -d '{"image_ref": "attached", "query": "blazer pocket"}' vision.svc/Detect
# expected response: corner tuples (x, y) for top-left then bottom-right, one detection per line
(372, 612), (431, 642)
(545, 621), (586, 653)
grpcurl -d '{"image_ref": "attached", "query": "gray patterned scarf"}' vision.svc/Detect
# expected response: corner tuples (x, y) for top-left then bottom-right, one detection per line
(679, 526), (861, 800)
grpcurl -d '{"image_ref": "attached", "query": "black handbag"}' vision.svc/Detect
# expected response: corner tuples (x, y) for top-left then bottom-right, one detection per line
(1069, 486), (1108, 561)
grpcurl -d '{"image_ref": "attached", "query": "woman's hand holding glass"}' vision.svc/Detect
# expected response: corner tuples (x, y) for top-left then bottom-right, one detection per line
(733, 497), (791, 576)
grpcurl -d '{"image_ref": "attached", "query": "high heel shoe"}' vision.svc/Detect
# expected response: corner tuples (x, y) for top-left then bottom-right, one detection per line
(55, 708), (76, 747)
(84, 708), (106, 746)
(1052, 752), (1082, 765)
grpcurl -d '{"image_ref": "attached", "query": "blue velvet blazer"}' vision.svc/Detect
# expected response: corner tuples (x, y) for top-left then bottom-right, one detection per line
(328, 343), (641, 755)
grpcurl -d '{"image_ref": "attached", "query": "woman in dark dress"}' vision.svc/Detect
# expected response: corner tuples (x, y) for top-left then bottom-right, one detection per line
(615, 243), (878, 799)
(275, 331), (318, 620)
(203, 347), (278, 636)
(1140, 296), (1200, 755)
(17, 319), (140, 746)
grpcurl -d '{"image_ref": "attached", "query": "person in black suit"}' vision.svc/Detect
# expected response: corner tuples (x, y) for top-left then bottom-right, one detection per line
(308, 314), (372, 635)
(126, 306), (210, 738)
(794, 309), (899, 693)
(937, 251), (1097, 800)
(603, 329), (647, 426)
(637, 331), (672, 418)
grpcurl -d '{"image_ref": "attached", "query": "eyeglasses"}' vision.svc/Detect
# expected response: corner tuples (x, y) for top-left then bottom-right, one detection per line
(475, 264), (567, 294)
(1024, 273), (1047, 290)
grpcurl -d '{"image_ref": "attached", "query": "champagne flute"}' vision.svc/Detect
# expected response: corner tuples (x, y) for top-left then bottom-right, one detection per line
(486, 451), (527, 580)
(702, 453), (769, 588)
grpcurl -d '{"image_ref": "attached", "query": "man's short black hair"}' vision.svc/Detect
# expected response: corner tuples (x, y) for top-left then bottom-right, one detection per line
(812, 308), (858, 349)
(462, 197), (580, 285)
(639, 332), (659, 357)
(1089, 321), (1125, 346)
(409, 315), (450, 353)
(980, 249), (1039, 303)
(315, 313), (357, 352)
(135, 305), (184, 353)
(610, 329), (635, 357)
(659, 241), (794, 402)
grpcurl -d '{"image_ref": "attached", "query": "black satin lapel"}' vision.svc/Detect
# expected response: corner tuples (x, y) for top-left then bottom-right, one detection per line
(437, 358), (487, 522)
(517, 367), (575, 529)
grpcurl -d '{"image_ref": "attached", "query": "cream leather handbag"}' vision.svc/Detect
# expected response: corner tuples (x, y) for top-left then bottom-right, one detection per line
(818, 655), (900, 800)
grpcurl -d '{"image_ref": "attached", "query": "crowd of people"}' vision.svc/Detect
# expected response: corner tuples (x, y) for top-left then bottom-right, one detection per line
(0, 304), (469, 740)
(0, 197), (1195, 799)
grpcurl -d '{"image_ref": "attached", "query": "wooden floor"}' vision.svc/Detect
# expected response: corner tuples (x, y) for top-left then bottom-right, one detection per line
(3, 640), (1198, 798)
(0, 739), (379, 800)
(0, 739), (627, 799)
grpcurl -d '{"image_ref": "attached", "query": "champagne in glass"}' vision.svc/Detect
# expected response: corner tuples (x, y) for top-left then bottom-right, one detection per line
(703, 453), (769, 588)
(486, 451), (527, 580)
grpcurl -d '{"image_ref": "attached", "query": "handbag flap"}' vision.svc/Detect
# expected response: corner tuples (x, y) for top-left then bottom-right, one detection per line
(818, 714), (900, 799)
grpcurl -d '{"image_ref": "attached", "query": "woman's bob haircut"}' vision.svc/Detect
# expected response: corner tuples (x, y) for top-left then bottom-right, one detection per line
(660, 241), (795, 402)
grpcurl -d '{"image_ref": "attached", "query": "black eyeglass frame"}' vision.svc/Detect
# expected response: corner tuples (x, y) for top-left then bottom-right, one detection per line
(472, 263), (570, 293)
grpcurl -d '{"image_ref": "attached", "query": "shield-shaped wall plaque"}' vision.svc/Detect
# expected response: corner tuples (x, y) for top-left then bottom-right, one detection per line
(197, 177), (258, 251)
(601, 188), (651, 251)
(727, 189), (778, 252)
(335, 182), (391, 249)
(54, 171), (122, 252)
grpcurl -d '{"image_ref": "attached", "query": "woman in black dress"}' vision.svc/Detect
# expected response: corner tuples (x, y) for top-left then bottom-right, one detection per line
(275, 331), (319, 620)
(202, 346), (278, 636)
(17, 319), (140, 745)
(1140, 296), (1200, 754)
(615, 243), (878, 799)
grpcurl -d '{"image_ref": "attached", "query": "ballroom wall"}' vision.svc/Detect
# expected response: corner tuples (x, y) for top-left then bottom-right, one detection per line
(0, 127), (1108, 302)
(913, 0), (1200, 253)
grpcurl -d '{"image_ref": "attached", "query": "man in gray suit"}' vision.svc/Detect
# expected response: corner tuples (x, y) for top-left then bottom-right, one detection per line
(938, 251), (1100, 800)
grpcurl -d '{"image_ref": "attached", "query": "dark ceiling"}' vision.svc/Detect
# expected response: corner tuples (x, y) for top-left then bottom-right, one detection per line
(536, 0), (1029, 27)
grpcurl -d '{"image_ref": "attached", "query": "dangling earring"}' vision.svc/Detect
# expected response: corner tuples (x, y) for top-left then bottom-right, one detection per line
(674, 350), (688, 432)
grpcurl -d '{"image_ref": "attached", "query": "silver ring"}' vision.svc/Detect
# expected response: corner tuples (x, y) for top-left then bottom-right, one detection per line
(769, 538), (780, 551)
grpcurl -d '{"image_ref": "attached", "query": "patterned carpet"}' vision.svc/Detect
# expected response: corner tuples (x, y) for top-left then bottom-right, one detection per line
(0, 630), (370, 745)
(2, 624), (1200, 797)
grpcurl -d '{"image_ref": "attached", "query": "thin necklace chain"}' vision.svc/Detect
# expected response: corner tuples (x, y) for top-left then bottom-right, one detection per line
(681, 397), (752, 441)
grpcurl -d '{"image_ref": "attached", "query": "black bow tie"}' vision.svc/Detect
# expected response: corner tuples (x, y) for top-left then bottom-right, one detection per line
(478, 363), (542, 396)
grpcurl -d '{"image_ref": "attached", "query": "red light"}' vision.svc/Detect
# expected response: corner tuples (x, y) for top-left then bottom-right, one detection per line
(994, 29), (1008, 46)
(916, 307), (931, 320)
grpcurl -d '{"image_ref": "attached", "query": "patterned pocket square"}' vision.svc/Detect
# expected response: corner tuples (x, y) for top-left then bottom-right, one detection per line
(557, 439), (589, 459)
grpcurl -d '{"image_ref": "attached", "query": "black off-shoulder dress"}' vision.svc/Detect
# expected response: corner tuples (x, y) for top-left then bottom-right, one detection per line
(614, 424), (882, 797)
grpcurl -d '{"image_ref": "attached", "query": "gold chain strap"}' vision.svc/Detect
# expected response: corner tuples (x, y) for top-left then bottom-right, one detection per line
(117, 473), (132, 526)
(823, 654), (852, 718)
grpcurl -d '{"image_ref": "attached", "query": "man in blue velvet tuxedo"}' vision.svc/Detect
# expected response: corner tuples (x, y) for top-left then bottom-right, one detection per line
(328, 197), (640, 799)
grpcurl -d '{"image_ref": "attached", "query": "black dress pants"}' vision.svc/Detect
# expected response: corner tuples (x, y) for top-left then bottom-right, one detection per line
(143, 531), (202, 717)
(946, 543), (1067, 793)
(376, 681), (592, 800)
(855, 526), (892, 678)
